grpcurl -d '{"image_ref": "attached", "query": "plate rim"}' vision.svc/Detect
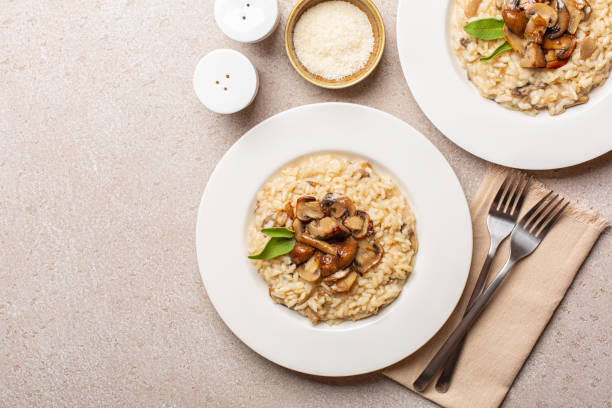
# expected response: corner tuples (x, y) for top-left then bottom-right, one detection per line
(396, 0), (612, 170)
(196, 102), (472, 376)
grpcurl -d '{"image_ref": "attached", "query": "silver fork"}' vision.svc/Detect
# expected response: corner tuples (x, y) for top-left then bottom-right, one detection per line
(413, 192), (570, 393)
(434, 172), (530, 392)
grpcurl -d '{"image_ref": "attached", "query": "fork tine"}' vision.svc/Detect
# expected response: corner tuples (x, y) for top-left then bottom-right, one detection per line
(491, 171), (514, 210)
(525, 194), (559, 231)
(501, 172), (520, 212)
(532, 196), (563, 233)
(505, 173), (525, 214)
(519, 190), (554, 228)
(510, 176), (530, 217)
(537, 200), (570, 238)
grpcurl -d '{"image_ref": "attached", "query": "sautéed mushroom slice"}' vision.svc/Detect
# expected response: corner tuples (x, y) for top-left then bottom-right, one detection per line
(501, 0), (590, 68)
(288, 194), (384, 289)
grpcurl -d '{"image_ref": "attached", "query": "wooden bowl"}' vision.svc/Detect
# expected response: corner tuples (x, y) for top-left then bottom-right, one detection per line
(284, 0), (385, 89)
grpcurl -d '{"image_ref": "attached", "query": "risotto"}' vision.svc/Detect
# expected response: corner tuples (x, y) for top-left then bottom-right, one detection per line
(451, 0), (612, 115)
(247, 154), (417, 324)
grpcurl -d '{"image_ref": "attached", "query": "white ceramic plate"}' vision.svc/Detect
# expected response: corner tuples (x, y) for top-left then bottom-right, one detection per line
(196, 103), (472, 376)
(397, 0), (612, 170)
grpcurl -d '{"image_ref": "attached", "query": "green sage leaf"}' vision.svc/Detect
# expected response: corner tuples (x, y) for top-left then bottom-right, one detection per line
(464, 18), (505, 40)
(248, 237), (295, 260)
(480, 41), (513, 61)
(261, 227), (294, 238)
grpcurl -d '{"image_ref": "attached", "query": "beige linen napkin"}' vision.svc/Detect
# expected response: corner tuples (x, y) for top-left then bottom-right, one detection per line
(383, 166), (608, 408)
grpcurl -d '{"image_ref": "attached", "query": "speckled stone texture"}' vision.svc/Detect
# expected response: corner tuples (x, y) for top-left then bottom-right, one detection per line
(0, 1), (610, 407)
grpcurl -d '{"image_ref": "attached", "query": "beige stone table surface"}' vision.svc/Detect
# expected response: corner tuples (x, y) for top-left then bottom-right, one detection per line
(1, 0), (610, 407)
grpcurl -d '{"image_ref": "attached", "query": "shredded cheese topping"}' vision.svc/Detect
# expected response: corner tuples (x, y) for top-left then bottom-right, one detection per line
(293, 1), (375, 81)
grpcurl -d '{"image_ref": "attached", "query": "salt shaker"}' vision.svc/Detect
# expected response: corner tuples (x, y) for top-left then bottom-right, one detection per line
(193, 49), (259, 114)
(214, 0), (280, 43)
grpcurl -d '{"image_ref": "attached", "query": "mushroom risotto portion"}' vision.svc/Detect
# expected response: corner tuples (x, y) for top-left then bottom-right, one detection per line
(451, 0), (612, 115)
(247, 154), (417, 325)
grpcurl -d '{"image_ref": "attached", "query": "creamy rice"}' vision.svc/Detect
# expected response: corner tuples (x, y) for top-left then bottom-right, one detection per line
(247, 154), (417, 324)
(451, 0), (612, 115)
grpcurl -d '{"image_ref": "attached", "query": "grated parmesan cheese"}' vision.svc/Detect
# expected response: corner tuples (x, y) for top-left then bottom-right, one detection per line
(293, 1), (374, 81)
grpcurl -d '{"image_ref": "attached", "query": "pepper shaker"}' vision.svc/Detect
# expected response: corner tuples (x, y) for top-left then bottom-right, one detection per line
(193, 49), (259, 114)
(215, 0), (280, 43)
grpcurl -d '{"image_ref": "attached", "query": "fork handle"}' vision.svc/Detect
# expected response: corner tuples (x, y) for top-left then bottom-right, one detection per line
(435, 240), (500, 392)
(413, 257), (516, 392)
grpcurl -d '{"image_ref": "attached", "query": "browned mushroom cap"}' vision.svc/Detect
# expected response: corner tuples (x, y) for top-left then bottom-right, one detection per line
(520, 42), (547, 67)
(353, 240), (384, 274)
(366, 220), (374, 237)
(333, 237), (358, 269)
(306, 217), (350, 241)
(582, 0), (592, 19)
(343, 214), (363, 231)
(299, 256), (321, 282)
(524, 3), (558, 43)
(293, 218), (338, 255)
(330, 271), (358, 293)
(546, 0), (570, 39)
(518, 0), (536, 8)
(544, 50), (570, 68)
(295, 196), (324, 222)
(320, 193), (356, 219)
(343, 211), (370, 239)
(565, 0), (589, 34)
(503, 24), (529, 55)
(322, 268), (350, 285)
(297, 233), (338, 255)
(502, 8), (528, 35)
(542, 33), (577, 59)
(315, 251), (339, 277)
(525, 3), (558, 24)
(289, 243), (315, 265)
